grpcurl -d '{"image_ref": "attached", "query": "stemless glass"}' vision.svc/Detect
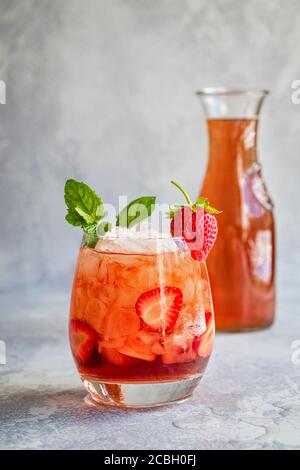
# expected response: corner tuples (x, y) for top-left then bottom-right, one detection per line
(69, 233), (215, 408)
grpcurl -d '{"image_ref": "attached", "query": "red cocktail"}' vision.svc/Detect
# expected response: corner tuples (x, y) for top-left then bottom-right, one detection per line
(70, 234), (214, 407)
(65, 178), (219, 408)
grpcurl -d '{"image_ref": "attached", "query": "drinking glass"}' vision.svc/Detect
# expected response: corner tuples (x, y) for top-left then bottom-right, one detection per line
(69, 233), (215, 408)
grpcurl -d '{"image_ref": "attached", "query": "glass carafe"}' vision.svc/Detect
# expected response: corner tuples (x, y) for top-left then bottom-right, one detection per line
(197, 88), (275, 331)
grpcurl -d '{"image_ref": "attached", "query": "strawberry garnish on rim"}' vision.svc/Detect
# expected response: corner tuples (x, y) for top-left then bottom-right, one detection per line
(135, 286), (183, 334)
(70, 320), (98, 364)
(169, 180), (220, 261)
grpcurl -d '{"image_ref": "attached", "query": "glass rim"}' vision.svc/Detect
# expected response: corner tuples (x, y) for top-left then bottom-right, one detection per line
(83, 232), (189, 243)
(91, 234), (186, 241)
(196, 87), (269, 97)
(82, 233), (191, 255)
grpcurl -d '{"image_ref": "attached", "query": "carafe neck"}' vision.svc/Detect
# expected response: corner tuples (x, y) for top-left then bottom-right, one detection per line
(207, 118), (259, 169)
(197, 88), (268, 170)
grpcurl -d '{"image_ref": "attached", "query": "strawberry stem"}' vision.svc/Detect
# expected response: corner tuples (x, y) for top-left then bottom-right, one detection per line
(170, 180), (192, 205)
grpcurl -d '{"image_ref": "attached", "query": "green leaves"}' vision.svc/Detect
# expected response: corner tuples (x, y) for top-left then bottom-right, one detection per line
(64, 179), (113, 248)
(64, 180), (157, 244)
(194, 197), (208, 205)
(116, 196), (156, 228)
(64, 179), (104, 229)
(194, 197), (222, 214)
(65, 209), (87, 227)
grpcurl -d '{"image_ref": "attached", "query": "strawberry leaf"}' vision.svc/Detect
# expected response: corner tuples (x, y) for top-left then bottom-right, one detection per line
(194, 196), (222, 214)
(204, 204), (222, 214)
(195, 197), (208, 205)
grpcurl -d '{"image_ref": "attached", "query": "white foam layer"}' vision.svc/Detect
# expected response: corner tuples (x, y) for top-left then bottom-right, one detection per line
(95, 227), (180, 254)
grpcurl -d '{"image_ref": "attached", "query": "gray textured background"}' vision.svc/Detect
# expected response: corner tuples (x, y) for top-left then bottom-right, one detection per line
(0, 0), (300, 292)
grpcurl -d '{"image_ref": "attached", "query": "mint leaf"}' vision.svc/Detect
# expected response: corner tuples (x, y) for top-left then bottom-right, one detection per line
(75, 207), (97, 225)
(65, 209), (86, 227)
(116, 196), (156, 228)
(64, 179), (104, 227)
(84, 223), (98, 235)
(64, 179), (113, 245)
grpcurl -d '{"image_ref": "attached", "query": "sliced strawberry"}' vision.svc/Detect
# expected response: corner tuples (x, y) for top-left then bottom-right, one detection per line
(193, 312), (214, 358)
(70, 320), (98, 364)
(135, 286), (183, 334)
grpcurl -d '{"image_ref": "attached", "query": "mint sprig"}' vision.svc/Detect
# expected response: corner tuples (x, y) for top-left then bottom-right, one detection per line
(64, 179), (157, 245)
(116, 196), (156, 228)
(64, 179), (111, 247)
(64, 179), (104, 228)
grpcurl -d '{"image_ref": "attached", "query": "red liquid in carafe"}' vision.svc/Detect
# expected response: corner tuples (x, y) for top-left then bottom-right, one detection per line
(200, 119), (275, 331)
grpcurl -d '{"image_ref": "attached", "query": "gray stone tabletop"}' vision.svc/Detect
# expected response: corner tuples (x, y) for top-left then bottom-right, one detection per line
(0, 268), (300, 450)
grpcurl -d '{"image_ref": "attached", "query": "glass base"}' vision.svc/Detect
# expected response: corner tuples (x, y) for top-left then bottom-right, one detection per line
(82, 375), (202, 409)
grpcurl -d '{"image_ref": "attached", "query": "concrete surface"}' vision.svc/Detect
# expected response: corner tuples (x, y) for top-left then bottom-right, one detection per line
(0, 265), (299, 449)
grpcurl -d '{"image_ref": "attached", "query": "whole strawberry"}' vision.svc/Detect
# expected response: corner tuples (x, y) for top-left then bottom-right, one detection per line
(170, 180), (220, 261)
